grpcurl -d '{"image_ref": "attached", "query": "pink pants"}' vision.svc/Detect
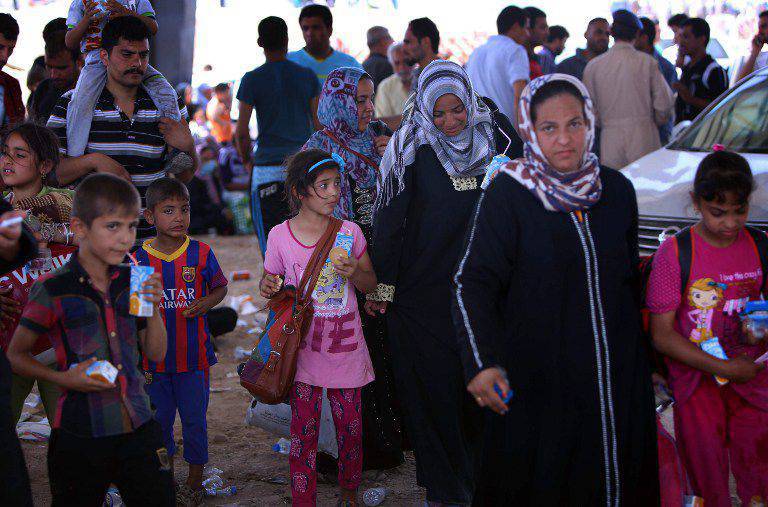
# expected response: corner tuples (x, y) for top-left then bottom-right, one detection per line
(674, 377), (768, 506)
(289, 382), (362, 506)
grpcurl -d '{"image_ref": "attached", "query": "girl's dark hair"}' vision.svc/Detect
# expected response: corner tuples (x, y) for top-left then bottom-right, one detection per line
(4, 122), (60, 173)
(693, 150), (754, 205)
(284, 149), (341, 215)
(530, 80), (585, 124)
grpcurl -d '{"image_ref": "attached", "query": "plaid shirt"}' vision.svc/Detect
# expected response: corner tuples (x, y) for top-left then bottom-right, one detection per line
(19, 255), (152, 438)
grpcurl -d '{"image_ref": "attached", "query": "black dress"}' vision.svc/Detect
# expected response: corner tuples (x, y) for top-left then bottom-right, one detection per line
(452, 168), (658, 506)
(370, 112), (521, 504)
(351, 176), (406, 471)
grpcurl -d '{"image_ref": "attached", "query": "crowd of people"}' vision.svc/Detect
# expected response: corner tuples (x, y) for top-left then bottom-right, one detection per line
(0, 1), (766, 506)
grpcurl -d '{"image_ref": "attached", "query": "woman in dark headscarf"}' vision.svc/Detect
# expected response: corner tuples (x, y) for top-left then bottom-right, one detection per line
(302, 67), (404, 471)
(453, 73), (658, 506)
(368, 60), (519, 506)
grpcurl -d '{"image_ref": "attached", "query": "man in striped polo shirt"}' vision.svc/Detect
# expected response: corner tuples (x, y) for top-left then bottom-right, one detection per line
(47, 16), (196, 243)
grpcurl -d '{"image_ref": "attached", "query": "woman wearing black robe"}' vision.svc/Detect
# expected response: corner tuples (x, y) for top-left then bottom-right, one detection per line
(452, 74), (658, 506)
(368, 60), (520, 505)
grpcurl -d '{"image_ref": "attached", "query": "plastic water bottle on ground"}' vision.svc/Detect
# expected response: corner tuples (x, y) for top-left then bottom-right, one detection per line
(103, 486), (123, 507)
(208, 485), (237, 497)
(202, 475), (224, 491)
(363, 487), (388, 506)
(272, 437), (291, 454)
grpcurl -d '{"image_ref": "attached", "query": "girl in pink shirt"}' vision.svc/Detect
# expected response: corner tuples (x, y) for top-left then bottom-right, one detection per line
(259, 149), (376, 507)
(648, 151), (768, 506)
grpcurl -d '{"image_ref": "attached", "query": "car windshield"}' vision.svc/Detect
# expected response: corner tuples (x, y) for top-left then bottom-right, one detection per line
(670, 71), (768, 153)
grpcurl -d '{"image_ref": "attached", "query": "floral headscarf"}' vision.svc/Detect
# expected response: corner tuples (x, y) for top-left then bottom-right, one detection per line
(303, 67), (380, 221)
(374, 60), (495, 214)
(486, 73), (602, 213)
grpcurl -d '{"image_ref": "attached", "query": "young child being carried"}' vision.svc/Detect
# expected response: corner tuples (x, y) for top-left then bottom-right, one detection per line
(648, 150), (768, 506)
(259, 149), (377, 506)
(7, 173), (174, 505)
(65, 0), (188, 170)
(135, 177), (228, 505)
(0, 123), (76, 426)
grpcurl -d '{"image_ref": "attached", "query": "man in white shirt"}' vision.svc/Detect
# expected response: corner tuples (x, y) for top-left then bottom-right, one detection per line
(375, 42), (414, 130)
(466, 6), (530, 123)
(735, 11), (768, 82)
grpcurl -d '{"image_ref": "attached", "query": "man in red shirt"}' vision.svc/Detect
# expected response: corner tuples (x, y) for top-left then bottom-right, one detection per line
(524, 6), (548, 79)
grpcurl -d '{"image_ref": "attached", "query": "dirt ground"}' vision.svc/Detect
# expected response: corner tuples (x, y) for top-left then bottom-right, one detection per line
(21, 234), (423, 506)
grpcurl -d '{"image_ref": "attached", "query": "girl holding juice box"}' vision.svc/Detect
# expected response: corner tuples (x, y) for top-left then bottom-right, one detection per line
(259, 149), (376, 506)
(648, 150), (768, 506)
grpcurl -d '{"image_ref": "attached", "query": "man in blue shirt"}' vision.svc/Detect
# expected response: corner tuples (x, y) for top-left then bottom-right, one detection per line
(637, 17), (677, 144)
(236, 16), (320, 254)
(287, 4), (361, 87)
(556, 17), (609, 81)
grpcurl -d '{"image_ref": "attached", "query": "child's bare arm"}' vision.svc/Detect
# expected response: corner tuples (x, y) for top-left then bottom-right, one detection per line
(139, 312), (167, 362)
(651, 311), (764, 383)
(182, 285), (227, 319)
(66, 0), (103, 51)
(260, 272), (282, 299)
(137, 273), (167, 362)
(8, 327), (112, 392)
(338, 250), (376, 295)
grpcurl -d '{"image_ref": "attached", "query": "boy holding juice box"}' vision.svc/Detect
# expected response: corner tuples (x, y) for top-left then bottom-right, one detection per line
(135, 177), (228, 504)
(7, 173), (174, 505)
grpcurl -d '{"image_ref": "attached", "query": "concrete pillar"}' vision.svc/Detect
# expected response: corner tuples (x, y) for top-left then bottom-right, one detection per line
(149, 0), (196, 86)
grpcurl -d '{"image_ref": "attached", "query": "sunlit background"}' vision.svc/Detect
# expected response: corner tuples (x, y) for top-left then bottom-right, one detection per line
(3, 0), (766, 100)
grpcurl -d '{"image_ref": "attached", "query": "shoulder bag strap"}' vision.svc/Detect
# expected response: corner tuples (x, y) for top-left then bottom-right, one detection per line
(296, 217), (343, 303)
(322, 129), (380, 171)
(675, 226), (693, 295)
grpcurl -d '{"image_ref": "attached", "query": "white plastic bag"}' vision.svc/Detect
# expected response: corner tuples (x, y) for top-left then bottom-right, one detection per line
(245, 390), (338, 458)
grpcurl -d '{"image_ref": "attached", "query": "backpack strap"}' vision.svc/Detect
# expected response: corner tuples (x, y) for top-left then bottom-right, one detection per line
(675, 226), (694, 295)
(745, 226), (768, 291)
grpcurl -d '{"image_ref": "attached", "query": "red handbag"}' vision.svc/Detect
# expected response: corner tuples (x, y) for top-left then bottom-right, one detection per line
(239, 218), (342, 404)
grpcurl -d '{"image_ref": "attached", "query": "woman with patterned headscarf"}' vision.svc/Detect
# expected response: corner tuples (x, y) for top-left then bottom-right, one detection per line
(367, 60), (519, 506)
(453, 74), (658, 505)
(302, 67), (406, 473)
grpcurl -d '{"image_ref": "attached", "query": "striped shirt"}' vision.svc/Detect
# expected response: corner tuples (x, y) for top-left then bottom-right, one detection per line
(47, 86), (188, 240)
(135, 237), (227, 373)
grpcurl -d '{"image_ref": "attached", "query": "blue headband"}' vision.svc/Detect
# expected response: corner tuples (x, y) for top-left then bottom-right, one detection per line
(307, 152), (345, 175)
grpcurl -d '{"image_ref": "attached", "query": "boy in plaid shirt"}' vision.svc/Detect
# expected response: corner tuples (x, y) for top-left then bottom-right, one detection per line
(7, 173), (174, 506)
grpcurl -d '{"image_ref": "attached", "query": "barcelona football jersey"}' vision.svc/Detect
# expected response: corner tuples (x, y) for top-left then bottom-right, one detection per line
(135, 237), (227, 373)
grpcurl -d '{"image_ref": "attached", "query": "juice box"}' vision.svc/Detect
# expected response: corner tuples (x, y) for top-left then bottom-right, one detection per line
(329, 232), (354, 266)
(701, 337), (729, 385)
(86, 360), (118, 384)
(129, 265), (154, 317)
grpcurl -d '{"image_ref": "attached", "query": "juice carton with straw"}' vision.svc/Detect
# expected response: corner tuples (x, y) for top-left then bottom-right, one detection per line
(129, 262), (154, 317)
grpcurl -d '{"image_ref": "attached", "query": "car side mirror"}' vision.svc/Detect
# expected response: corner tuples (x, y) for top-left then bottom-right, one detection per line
(671, 120), (692, 142)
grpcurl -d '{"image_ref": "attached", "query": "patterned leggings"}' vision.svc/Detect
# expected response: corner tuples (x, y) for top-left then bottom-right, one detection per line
(289, 382), (363, 506)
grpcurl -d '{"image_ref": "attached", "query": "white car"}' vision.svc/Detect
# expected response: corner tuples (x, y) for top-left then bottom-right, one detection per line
(622, 66), (768, 255)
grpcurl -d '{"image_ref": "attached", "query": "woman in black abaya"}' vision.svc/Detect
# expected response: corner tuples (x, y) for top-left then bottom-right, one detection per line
(453, 74), (658, 506)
